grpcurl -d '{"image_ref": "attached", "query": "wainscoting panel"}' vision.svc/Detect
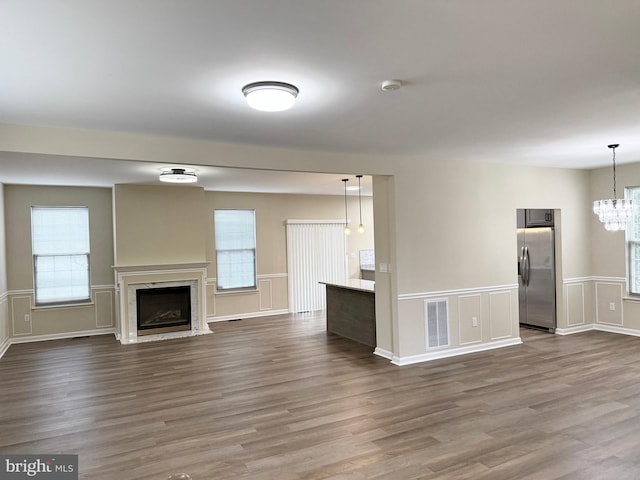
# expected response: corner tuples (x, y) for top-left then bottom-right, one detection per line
(95, 290), (114, 328)
(259, 279), (273, 311)
(566, 283), (585, 327)
(11, 295), (32, 336)
(208, 274), (289, 322)
(489, 290), (513, 340)
(595, 281), (624, 326)
(397, 284), (519, 363)
(458, 294), (482, 346)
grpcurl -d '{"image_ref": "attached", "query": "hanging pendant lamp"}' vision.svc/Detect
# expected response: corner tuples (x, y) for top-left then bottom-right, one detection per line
(356, 175), (365, 234)
(342, 178), (351, 235)
(593, 144), (634, 231)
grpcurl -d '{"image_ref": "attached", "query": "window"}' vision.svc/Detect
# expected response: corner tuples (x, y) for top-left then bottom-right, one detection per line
(627, 186), (640, 296)
(31, 206), (91, 305)
(214, 209), (256, 291)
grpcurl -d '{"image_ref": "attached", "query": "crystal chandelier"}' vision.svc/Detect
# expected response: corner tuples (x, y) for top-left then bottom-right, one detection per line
(593, 144), (634, 231)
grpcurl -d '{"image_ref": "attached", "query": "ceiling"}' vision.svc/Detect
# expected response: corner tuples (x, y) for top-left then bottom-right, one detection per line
(1, 0), (640, 192)
(0, 152), (372, 196)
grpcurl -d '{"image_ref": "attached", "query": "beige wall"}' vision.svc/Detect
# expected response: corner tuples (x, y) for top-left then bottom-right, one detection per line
(391, 160), (592, 359)
(205, 190), (374, 320)
(4, 185), (115, 339)
(394, 160), (591, 293)
(588, 162), (640, 333)
(113, 184), (208, 266)
(590, 162), (640, 277)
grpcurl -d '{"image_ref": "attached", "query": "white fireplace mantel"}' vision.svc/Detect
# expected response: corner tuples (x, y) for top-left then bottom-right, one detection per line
(114, 262), (210, 344)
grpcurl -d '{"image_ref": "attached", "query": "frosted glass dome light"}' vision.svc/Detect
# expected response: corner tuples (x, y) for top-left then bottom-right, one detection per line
(242, 81), (299, 112)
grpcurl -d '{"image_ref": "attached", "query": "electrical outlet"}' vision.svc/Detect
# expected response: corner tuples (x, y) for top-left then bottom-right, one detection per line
(609, 302), (616, 311)
(24, 314), (30, 322)
(472, 316), (478, 327)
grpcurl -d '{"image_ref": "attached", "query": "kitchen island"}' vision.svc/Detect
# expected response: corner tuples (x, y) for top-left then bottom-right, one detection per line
(320, 279), (375, 347)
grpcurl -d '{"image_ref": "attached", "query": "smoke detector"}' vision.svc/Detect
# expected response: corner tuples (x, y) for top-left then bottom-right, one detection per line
(381, 80), (402, 91)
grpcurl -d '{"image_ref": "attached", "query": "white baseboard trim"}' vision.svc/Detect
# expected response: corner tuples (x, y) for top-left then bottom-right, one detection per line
(390, 337), (522, 366)
(208, 309), (289, 323)
(595, 323), (640, 338)
(555, 324), (593, 335)
(555, 323), (640, 338)
(374, 347), (393, 360)
(10, 328), (116, 345)
(0, 336), (10, 360)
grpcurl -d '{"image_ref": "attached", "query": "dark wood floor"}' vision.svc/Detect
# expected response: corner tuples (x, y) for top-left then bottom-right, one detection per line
(2, 315), (640, 480)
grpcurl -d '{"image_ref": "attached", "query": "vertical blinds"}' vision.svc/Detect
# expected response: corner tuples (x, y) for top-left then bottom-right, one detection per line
(286, 221), (347, 313)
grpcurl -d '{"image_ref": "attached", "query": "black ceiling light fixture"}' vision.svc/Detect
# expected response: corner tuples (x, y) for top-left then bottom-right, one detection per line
(159, 167), (198, 184)
(342, 178), (350, 235)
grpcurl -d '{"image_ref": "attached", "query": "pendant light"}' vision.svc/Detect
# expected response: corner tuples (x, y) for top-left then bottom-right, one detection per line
(593, 144), (634, 231)
(356, 175), (365, 234)
(342, 178), (351, 235)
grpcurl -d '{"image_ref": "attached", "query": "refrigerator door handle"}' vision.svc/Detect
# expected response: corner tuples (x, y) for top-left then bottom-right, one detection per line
(523, 246), (530, 286)
(518, 246), (525, 280)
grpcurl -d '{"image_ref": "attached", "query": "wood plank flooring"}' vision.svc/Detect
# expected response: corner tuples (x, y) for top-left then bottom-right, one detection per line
(2, 315), (640, 479)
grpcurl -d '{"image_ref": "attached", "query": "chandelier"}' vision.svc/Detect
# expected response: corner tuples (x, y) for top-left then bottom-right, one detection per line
(593, 144), (634, 231)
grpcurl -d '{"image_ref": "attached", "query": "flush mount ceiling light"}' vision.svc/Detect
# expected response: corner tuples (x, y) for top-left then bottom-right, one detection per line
(593, 144), (634, 231)
(242, 81), (299, 112)
(159, 167), (198, 184)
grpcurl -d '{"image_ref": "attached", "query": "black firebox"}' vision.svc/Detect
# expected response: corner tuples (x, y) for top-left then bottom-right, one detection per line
(136, 286), (191, 332)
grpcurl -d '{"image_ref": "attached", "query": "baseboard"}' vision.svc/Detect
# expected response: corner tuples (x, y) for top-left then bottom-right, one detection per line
(390, 337), (522, 366)
(555, 324), (594, 335)
(208, 309), (289, 323)
(373, 347), (393, 360)
(9, 328), (116, 345)
(0, 336), (10, 360)
(594, 323), (640, 338)
(555, 323), (640, 338)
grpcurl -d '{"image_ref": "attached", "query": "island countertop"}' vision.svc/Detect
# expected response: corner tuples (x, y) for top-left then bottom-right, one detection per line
(319, 279), (375, 293)
(320, 279), (376, 347)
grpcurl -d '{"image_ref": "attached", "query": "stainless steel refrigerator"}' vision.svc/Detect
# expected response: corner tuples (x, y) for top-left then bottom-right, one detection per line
(517, 210), (556, 332)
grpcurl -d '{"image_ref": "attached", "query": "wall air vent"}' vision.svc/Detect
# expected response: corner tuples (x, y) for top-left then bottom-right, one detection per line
(425, 299), (449, 348)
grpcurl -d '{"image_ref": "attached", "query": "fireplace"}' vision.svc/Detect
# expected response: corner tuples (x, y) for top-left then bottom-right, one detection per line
(136, 285), (191, 334)
(114, 262), (210, 344)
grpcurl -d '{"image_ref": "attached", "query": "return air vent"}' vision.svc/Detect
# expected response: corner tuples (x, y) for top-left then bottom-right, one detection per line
(425, 299), (449, 348)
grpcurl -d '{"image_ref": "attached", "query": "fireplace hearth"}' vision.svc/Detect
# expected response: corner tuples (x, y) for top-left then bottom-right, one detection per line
(136, 285), (191, 334)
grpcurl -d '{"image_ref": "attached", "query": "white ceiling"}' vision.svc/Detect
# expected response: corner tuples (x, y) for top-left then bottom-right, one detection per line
(1, 0), (640, 192)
